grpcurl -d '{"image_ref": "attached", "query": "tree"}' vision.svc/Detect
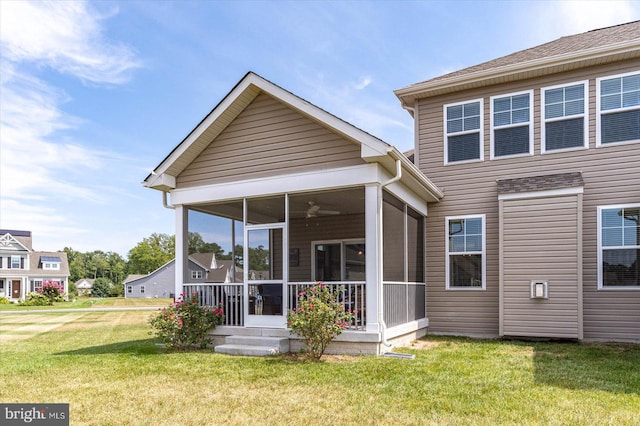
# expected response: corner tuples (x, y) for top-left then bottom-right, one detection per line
(127, 233), (175, 275)
(92, 277), (113, 298)
(188, 232), (225, 257)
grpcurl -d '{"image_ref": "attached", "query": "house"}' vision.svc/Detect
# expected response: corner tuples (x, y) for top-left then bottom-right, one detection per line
(75, 278), (94, 296)
(124, 254), (240, 298)
(143, 21), (640, 354)
(394, 21), (640, 342)
(0, 230), (69, 301)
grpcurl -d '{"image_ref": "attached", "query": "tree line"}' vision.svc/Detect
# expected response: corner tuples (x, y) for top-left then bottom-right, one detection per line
(63, 232), (267, 296)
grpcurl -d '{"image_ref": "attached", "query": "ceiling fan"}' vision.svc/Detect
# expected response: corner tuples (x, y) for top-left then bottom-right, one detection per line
(304, 201), (340, 218)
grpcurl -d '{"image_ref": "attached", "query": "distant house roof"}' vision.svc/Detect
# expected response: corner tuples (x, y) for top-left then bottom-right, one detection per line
(0, 229), (31, 237)
(123, 274), (147, 284)
(395, 21), (640, 105)
(497, 172), (584, 194)
(27, 251), (69, 277)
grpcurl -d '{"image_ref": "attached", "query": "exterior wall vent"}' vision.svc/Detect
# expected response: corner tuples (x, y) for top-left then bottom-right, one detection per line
(530, 281), (548, 299)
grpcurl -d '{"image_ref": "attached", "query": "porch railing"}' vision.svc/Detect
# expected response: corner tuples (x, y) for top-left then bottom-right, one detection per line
(383, 282), (426, 328)
(288, 282), (366, 331)
(183, 283), (244, 327)
(183, 281), (367, 331)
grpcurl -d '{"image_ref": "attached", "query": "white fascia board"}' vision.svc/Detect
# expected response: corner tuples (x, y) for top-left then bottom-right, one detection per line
(144, 173), (177, 190)
(169, 164), (383, 206)
(384, 181), (428, 216)
(498, 186), (584, 201)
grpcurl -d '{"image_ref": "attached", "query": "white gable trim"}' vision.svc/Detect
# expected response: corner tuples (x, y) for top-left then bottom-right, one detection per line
(0, 234), (31, 252)
(144, 72), (391, 190)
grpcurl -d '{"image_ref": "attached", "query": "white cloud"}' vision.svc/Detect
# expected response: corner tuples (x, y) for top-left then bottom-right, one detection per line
(0, 0), (143, 252)
(0, 1), (141, 84)
(353, 76), (373, 90)
(527, 0), (638, 43)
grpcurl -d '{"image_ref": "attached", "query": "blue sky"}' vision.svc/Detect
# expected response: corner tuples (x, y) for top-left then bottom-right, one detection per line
(1, 0), (639, 256)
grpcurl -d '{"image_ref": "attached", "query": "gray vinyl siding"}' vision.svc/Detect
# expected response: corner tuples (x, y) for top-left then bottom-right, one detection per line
(126, 260), (207, 298)
(501, 195), (580, 339)
(177, 93), (364, 188)
(418, 58), (640, 340)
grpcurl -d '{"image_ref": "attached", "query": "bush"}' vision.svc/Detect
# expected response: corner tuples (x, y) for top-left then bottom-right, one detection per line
(92, 277), (113, 298)
(287, 283), (354, 360)
(20, 292), (52, 306)
(148, 293), (224, 350)
(40, 282), (64, 304)
(0, 296), (9, 304)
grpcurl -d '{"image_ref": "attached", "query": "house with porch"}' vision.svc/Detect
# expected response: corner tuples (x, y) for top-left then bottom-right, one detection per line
(144, 21), (640, 354)
(0, 230), (69, 301)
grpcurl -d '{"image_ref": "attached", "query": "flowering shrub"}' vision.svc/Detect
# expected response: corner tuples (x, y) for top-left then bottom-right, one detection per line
(148, 293), (224, 350)
(0, 296), (9, 304)
(287, 283), (354, 359)
(40, 282), (64, 304)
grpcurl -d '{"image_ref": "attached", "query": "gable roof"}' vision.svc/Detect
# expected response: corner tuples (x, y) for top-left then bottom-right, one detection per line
(395, 21), (640, 106)
(143, 72), (443, 201)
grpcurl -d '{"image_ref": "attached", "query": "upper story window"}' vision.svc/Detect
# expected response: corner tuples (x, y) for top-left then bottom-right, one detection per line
(43, 262), (60, 270)
(446, 215), (485, 290)
(11, 256), (22, 269)
(597, 71), (640, 146)
(598, 205), (640, 289)
(490, 90), (533, 159)
(542, 81), (588, 152)
(191, 270), (202, 279)
(444, 99), (483, 164)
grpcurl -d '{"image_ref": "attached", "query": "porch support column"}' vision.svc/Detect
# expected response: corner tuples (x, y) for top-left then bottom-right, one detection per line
(365, 184), (381, 334)
(174, 204), (188, 300)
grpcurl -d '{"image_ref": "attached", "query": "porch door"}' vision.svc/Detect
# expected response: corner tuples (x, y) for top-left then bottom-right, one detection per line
(12, 280), (21, 299)
(245, 225), (287, 328)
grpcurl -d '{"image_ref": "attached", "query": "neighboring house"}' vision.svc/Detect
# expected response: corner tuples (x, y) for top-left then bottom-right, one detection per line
(394, 21), (640, 342)
(0, 229), (69, 301)
(75, 278), (94, 296)
(124, 255), (240, 298)
(143, 22), (640, 354)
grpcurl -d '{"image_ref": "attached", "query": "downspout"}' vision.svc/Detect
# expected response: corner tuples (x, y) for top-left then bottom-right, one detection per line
(378, 156), (402, 348)
(162, 191), (175, 210)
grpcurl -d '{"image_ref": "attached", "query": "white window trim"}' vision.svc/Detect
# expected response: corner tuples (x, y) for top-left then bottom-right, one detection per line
(127, 285), (132, 294)
(443, 98), (484, 165)
(541, 80), (589, 153)
(11, 256), (21, 269)
(445, 214), (486, 290)
(490, 90), (534, 160)
(596, 70), (640, 147)
(140, 285), (145, 294)
(191, 270), (202, 279)
(597, 203), (640, 290)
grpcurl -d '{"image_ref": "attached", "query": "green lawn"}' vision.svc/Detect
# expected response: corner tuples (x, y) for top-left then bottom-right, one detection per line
(0, 311), (638, 425)
(0, 297), (172, 311)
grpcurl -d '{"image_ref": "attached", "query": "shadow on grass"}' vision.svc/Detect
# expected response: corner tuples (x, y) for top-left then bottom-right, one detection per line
(531, 341), (640, 395)
(55, 339), (160, 356)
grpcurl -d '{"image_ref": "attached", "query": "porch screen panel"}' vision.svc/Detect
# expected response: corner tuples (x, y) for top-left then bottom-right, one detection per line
(407, 207), (424, 282)
(315, 243), (341, 281)
(383, 191), (405, 281)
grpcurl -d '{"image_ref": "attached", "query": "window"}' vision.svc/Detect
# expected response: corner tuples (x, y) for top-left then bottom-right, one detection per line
(542, 81), (588, 152)
(444, 99), (483, 163)
(0, 279), (4, 290)
(598, 205), (640, 288)
(597, 71), (640, 146)
(446, 215), (485, 289)
(191, 270), (202, 279)
(43, 262), (60, 270)
(140, 286), (145, 294)
(313, 240), (365, 282)
(11, 256), (21, 269)
(32, 280), (43, 293)
(127, 286), (132, 294)
(491, 91), (533, 158)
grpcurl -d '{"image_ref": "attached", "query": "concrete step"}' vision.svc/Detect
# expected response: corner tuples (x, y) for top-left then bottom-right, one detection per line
(215, 344), (282, 357)
(224, 335), (290, 353)
(214, 335), (290, 356)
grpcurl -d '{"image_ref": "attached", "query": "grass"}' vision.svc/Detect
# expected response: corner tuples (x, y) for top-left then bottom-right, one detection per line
(0, 311), (639, 425)
(0, 297), (172, 311)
